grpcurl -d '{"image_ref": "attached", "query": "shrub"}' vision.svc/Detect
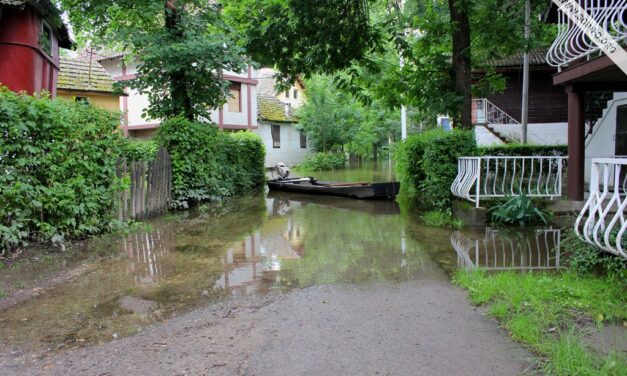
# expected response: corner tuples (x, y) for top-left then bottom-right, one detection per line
(395, 129), (477, 208)
(295, 152), (345, 171)
(120, 138), (159, 162)
(488, 193), (549, 226)
(157, 117), (265, 208)
(0, 88), (123, 254)
(479, 144), (567, 157)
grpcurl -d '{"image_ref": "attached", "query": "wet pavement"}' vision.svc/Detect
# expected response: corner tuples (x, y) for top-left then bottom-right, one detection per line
(0, 165), (564, 374)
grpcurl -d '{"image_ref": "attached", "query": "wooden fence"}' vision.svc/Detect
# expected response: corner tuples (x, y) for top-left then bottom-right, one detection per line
(118, 147), (172, 220)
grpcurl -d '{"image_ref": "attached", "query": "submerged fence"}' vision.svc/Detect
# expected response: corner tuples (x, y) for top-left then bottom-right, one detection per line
(451, 156), (566, 207)
(118, 147), (172, 220)
(575, 158), (627, 259)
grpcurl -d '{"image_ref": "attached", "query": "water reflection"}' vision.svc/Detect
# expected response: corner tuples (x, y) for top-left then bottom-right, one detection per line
(451, 228), (563, 271)
(0, 191), (439, 354)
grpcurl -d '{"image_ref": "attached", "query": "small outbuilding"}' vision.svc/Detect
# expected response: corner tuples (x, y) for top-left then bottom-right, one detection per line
(0, 0), (73, 96)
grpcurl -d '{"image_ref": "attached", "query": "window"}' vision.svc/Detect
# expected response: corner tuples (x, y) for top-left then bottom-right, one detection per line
(39, 22), (52, 57)
(227, 82), (241, 112)
(293, 89), (298, 99)
(300, 132), (307, 148)
(75, 96), (90, 105)
(272, 124), (281, 148)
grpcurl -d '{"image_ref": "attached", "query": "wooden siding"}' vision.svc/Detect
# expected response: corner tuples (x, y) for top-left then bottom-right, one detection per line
(487, 69), (568, 124)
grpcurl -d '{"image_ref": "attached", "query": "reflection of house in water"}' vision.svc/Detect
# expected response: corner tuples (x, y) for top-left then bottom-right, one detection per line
(122, 230), (175, 284)
(451, 228), (562, 271)
(215, 220), (305, 296)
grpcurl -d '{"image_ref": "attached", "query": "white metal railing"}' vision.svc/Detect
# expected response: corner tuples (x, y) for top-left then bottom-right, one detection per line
(547, 1), (627, 68)
(451, 228), (562, 271)
(451, 156), (566, 207)
(574, 158), (627, 259)
(473, 98), (520, 126)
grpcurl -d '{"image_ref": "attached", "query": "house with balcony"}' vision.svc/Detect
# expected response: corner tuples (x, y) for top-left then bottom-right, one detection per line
(0, 0), (73, 96)
(453, 1), (627, 260)
(473, 48), (568, 145)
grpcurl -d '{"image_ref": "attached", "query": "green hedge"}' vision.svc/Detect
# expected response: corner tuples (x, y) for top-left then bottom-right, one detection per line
(120, 138), (159, 162)
(395, 129), (477, 209)
(479, 144), (567, 157)
(0, 88), (123, 254)
(296, 152), (346, 171)
(157, 117), (265, 208)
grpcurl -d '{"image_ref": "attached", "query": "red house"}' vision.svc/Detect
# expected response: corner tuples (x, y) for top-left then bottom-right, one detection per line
(0, 0), (73, 96)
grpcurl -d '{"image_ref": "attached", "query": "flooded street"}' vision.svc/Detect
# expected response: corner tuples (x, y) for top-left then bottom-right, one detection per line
(0, 165), (563, 375)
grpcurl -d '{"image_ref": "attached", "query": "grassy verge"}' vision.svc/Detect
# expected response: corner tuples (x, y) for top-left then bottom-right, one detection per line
(454, 271), (626, 375)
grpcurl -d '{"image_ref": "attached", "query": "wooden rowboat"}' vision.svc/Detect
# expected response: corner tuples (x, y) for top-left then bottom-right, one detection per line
(266, 177), (400, 200)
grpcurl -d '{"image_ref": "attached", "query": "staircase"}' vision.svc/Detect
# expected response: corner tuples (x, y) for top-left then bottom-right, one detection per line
(585, 92), (614, 139)
(472, 98), (521, 144)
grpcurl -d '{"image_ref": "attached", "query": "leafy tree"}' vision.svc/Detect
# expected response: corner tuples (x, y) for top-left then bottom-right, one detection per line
(60, 0), (247, 121)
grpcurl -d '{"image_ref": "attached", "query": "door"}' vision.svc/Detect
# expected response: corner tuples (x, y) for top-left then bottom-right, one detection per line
(616, 105), (627, 156)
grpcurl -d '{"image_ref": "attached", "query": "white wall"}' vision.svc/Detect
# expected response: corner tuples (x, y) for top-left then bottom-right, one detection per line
(254, 121), (311, 167)
(584, 92), (627, 183)
(490, 123), (568, 145)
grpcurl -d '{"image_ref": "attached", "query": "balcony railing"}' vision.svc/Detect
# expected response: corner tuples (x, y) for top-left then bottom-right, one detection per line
(451, 156), (566, 207)
(451, 228), (563, 271)
(546, 1), (627, 68)
(574, 158), (627, 259)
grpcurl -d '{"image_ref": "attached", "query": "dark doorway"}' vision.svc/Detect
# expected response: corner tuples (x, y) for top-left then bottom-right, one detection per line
(616, 105), (627, 156)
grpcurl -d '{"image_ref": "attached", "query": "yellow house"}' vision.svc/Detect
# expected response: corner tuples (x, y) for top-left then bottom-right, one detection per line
(57, 56), (122, 111)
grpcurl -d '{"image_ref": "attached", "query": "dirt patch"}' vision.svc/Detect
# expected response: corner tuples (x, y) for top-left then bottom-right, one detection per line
(583, 324), (627, 357)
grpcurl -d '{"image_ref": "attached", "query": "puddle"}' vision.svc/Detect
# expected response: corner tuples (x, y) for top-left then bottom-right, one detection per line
(0, 164), (567, 355)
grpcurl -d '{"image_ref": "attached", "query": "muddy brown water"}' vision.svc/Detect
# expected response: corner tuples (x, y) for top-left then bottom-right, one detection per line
(0, 164), (565, 357)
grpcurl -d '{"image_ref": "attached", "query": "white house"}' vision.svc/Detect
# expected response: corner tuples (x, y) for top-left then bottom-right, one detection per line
(256, 94), (311, 167)
(97, 53), (259, 138)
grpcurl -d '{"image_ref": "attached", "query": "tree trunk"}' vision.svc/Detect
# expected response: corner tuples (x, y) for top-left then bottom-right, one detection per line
(448, 0), (472, 130)
(165, 0), (194, 120)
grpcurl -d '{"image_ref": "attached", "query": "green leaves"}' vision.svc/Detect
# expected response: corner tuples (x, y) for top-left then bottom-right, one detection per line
(0, 88), (123, 255)
(156, 117), (265, 209)
(488, 193), (549, 226)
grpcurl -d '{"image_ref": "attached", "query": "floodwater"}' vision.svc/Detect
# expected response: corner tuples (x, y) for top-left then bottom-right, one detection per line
(0, 163), (564, 355)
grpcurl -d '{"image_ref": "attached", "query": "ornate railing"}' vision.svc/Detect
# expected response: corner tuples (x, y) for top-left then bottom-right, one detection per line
(575, 158), (627, 259)
(472, 98), (520, 126)
(451, 156), (566, 207)
(451, 228), (563, 271)
(546, 1), (627, 68)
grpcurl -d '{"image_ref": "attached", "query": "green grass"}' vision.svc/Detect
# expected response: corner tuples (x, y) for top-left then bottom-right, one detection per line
(0, 290), (6, 298)
(454, 271), (626, 375)
(422, 210), (463, 229)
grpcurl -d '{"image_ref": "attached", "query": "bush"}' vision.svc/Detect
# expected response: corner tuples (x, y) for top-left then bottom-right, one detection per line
(157, 117), (265, 208)
(295, 152), (345, 171)
(0, 88), (123, 254)
(479, 144), (567, 157)
(120, 138), (159, 161)
(395, 129), (477, 208)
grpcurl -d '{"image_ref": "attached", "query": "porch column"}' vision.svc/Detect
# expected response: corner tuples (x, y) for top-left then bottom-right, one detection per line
(565, 85), (585, 201)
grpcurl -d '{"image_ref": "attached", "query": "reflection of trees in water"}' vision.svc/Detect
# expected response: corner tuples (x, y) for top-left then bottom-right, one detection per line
(451, 228), (562, 271)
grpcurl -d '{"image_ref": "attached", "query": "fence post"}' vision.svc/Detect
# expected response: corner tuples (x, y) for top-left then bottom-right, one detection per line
(475, 158), (481, 208)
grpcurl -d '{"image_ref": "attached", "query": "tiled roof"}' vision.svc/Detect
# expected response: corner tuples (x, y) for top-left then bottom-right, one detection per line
(57, 57), (118, 94)
(484, 48), (550, 68)
(95, 51), (127, 62)
(258, 95), (297, 123)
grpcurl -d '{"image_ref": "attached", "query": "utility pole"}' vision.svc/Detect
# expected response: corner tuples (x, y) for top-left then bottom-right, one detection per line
(400, 0), (408, 141)
(521, 0), (531, 144)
